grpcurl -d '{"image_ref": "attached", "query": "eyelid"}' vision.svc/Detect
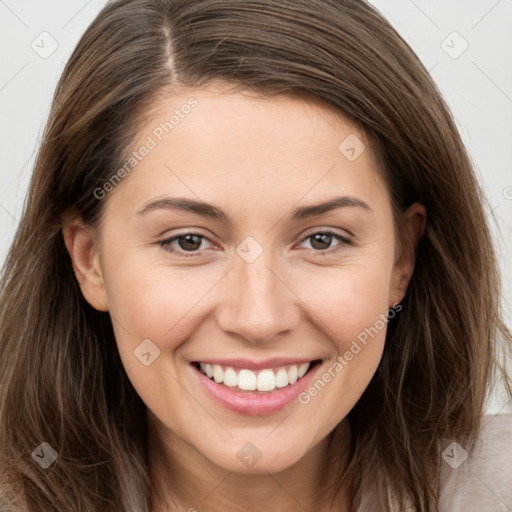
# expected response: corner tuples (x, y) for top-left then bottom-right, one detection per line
(299, 226), (352, 242)
(158, 231), (218, 258)
(295, 228), (352, 254)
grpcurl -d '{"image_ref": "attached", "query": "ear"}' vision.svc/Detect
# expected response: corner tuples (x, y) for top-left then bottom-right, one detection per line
(389, 202), (426, 306)
(61, 213), (109, 312)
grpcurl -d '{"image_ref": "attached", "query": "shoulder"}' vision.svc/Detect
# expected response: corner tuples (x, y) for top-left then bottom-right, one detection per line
(438, 413), (512, 512)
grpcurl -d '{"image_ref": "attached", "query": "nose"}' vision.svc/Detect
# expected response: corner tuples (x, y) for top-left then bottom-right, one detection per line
(215, 248), (301, 344)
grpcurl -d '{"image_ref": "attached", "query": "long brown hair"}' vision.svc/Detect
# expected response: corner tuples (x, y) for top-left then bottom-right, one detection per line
(1, 0), (510, 510)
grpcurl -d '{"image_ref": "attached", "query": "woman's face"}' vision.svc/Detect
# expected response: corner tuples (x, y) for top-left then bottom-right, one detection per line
(66, 83), (423, 474)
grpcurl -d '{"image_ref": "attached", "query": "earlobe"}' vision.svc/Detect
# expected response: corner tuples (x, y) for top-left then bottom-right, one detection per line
(389, 202), (426, 306)
(61, 215), (109, 312)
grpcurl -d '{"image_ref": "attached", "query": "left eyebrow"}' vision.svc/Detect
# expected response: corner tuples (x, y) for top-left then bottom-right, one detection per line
(135, 195), (372, 225)
(287, 195), (372, 222)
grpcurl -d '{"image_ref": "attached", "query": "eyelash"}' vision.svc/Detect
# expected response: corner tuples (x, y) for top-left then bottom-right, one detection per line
(158, 229), (352, 258)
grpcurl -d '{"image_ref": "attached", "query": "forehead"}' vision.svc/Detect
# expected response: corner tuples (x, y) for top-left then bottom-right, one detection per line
(104, 84), (390, 220)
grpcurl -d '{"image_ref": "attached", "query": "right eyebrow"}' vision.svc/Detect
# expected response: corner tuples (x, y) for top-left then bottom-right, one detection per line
(136, 197), (231, 225)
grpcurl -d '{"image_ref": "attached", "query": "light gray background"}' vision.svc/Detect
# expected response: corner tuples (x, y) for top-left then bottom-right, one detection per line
(1, 0), (511, 413)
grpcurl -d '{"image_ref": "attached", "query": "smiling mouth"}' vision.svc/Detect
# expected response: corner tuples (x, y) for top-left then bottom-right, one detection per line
(192, 360), (322, 393)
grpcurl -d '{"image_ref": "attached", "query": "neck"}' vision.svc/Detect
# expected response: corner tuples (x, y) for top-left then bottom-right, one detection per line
(147, 412), (352, 512)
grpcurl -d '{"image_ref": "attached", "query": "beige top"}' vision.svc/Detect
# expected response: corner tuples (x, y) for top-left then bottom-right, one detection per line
(438, 413), (512, 511)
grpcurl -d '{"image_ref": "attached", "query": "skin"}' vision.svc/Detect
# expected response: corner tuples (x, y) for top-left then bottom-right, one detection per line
(62, 82), (426, 511)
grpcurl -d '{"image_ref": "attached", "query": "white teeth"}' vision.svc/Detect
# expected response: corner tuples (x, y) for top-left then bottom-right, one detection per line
(275, 368), (289, 388)
(257, 369), (275, 391)
(212, 365), (223, 383)
(287, 365), (298, 385)
(298, 363), (309, 378)
(238, 369), (257, 391)
(197, 361), (312, 391)
(223, 367), (238, 387)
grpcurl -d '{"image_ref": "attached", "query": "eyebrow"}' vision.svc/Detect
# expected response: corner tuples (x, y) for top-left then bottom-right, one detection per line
(136, 195), (371, 224)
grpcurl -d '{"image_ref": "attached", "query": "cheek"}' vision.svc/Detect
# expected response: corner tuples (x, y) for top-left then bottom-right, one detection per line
(280, 264), (393, 440)
(293, 266), (392, 417)
(295, 261), (393, 349)
(103, 256), (224, 354)
(102, 262), (218, 426)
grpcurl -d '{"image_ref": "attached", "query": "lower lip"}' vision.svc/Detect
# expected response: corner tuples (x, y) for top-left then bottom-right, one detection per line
(192, 362), (321, 416)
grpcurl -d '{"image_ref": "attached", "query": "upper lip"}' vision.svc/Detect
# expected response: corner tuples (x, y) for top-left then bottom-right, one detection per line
(191, 357), (320, 371)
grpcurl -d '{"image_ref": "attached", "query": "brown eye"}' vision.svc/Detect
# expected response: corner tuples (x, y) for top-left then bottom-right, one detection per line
(299, 230), (352, 254)
(310, 233), (333, 250)
(159, 233), (214, 257)
(176, 234), (203, 251)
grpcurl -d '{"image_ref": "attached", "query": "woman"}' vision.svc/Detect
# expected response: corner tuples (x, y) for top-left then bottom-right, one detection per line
(0, 0), (510, 510)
